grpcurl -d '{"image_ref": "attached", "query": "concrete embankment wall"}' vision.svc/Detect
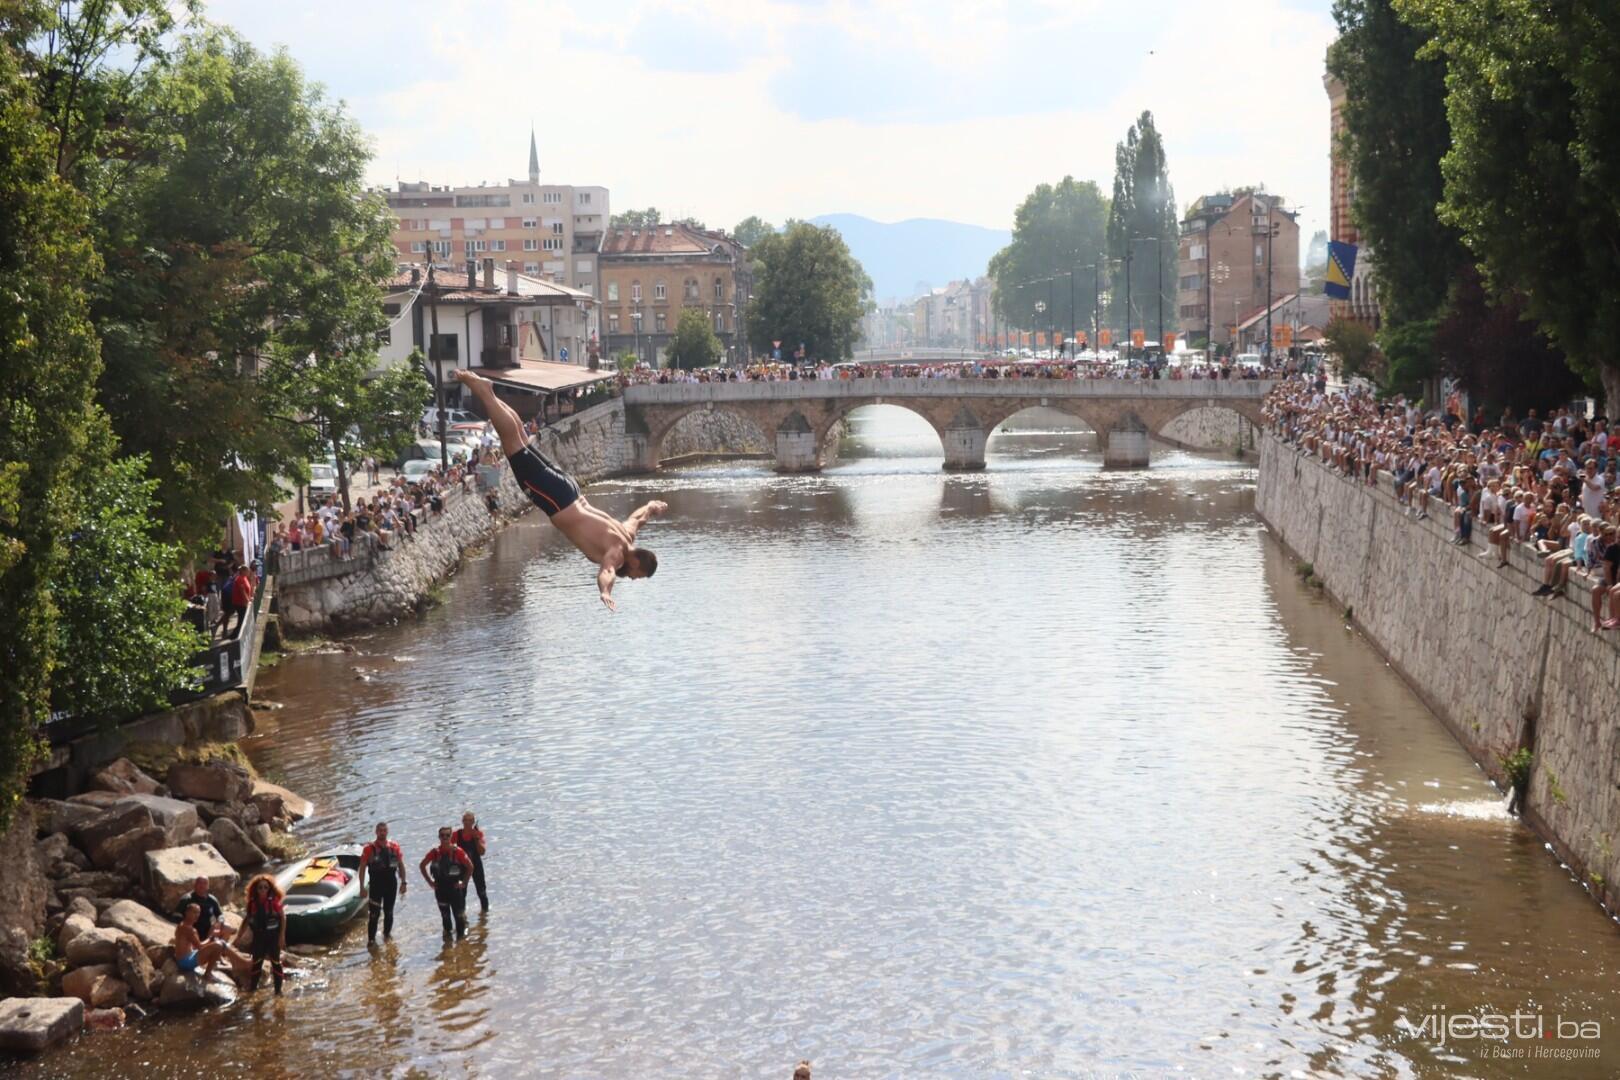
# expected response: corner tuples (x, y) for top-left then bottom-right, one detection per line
(278, 398), (762, 633)
(1256, 433), (1620, 911)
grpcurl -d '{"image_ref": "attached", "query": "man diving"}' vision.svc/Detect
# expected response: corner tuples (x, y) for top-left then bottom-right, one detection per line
(454, 369), (665, 611)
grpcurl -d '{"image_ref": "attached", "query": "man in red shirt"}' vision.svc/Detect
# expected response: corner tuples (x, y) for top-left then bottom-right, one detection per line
(452, 812), (488, 913)
(358, 822), (406, 944)
(419, 826), (475, 940)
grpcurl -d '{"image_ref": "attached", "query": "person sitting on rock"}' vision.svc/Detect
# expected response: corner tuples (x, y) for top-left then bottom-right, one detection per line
(454, 369), (665, 611)
(173, 903), (249, 981)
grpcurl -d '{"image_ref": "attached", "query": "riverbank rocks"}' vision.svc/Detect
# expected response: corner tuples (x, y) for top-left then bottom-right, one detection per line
(114, 936), (161, 1001)
(143, 844), (236, 910)
(32, 800), (101, 838)
(208, 818), (267, 869)
(89, 759), (161, 797)
(56, 914), (94, 954)
(156, 969), (236, 1010)
(166, 761), (252, 804)
(85, 1007), (124, 1031)
(75, 797), (198, 869)
(63, 927), (133, 967)
(61, 964), (119, 1006)
(65, 791), (123, 810)
(0, 803), (47, 997)
(54, 870), (131, 898)
(98, 901), (174, 953)
(252, 779), (312, 822)
(0, 997), (83, 1053)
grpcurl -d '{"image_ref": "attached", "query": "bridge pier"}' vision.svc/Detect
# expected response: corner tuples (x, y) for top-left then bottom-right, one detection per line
(941, 424), (987, 471)
(622, 430), (659, 473)
(1103, 415), (1151, 469)
(774, 413), (821, 472)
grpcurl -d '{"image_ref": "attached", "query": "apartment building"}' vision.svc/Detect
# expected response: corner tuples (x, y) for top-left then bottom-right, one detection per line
(1325, 69), (1380, 329)
(1176, 190), (1301, 349)
(385, 132), (608, 311)
(599, 223), (752, 367)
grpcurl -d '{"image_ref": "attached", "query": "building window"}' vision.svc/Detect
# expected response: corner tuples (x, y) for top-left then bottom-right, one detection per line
(464, 239), (486, 253)
(431, 240), (451, 256)
(522, 218), (537, 229)
(521, 193), (535, 204)
(490, 239), (506, 252)
(684, 278), (698, 300)
(1179, 274), (1201, 291)
(631, 282), (641, 302)
(410, 240), (427, 253)
(715, 311), (725, 332)
(524, 262), (539, 273)
(654, 281), (666, 300)
(655, 311), (666, 332)
(523, 238), (539, 251)
(542, 237), (563, 251)
(381, 303), (400, 346)
(608, 281), (619, 302)
(578, 192), (592, 205)
(543, 191), (562, 204)
(609, 313), (619, 333)
(714, 278), (725, 301)
(550, 221), (564, 235)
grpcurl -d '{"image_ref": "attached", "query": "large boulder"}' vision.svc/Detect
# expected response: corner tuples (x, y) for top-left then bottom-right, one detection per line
(56, 914), (95, 954)
(143, 844), (236, 911)
(31, 799), (102, 838)
(166, 761), (253, 804)
(114, 935), (162, 1001)
(85, 1006), (125, 1031)
(54, 870), (132, 898)
(88, 759), (161, 797)
(207, 818), (267, 869)
(93, 824), (169, 880)
(60, 964), (116, 1005)
(156, 969), (236, 1010)
(252, 779), (312, 822)
(62, 927), (133, 967)
(111, 795), (199, 840)
(35, 832), (73, 866)
(66, 896), (97, 922)
(98, 900), (176, 952)
(0, 803), (47, 997)
(0, 996), (84, 1053)
(65, 791), (123, 809)
(77, 796), (197, 871)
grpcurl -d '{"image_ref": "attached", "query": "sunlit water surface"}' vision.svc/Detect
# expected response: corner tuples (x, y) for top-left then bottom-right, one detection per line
(17, 411), (1620, 1079)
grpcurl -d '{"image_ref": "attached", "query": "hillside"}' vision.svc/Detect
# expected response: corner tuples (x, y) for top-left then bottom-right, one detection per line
(809, 213), (1009, 301)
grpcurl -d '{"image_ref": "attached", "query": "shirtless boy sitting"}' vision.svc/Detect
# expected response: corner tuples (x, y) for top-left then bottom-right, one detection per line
(454, 369), (665, 610)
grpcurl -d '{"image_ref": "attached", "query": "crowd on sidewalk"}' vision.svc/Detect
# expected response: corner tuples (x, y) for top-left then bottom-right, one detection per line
(1264, 376), (1620, 631)
(619, 356), (1289, 386)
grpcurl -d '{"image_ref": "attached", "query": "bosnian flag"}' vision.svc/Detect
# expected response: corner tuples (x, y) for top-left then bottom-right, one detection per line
(1324, 242), (1358, 300)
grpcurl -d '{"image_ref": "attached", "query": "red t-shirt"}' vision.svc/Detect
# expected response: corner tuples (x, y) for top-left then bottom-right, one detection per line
(361, 840), (402, 876)
(230, 572), (255, 608)
(452, 827), (485, 857)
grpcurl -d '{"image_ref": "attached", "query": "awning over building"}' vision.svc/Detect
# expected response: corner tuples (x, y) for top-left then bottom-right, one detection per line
(468, 360), (612, 394)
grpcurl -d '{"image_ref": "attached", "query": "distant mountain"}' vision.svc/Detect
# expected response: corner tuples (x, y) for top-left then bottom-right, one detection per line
(809, 214), (1009, 302)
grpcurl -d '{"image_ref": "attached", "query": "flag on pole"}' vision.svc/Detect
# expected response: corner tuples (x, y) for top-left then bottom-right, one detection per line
(1324, 241), (1358, 300)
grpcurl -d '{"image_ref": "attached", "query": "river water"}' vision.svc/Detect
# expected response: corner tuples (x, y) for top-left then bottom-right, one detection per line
(17, 411), (1620, 1078)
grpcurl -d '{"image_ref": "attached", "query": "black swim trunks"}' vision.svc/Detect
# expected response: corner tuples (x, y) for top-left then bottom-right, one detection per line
(508, 444), (580, 516)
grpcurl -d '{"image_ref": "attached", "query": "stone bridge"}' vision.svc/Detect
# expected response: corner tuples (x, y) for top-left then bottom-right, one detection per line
(622, 378), (1272, 471)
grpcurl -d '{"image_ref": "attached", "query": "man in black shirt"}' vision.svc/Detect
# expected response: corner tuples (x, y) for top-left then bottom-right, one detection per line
(174, 876), (224, 942)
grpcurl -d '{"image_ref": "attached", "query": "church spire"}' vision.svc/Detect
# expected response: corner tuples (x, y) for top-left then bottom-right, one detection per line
(528, 126), (539, 184)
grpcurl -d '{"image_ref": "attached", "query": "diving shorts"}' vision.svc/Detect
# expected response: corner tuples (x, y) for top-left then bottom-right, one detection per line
(509, 444), (581, 516)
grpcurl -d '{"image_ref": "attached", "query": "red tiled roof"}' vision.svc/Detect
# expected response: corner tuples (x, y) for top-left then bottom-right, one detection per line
(602, 223), (719, 256)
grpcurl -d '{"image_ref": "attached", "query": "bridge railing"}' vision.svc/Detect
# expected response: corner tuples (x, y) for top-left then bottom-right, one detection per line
(624, 377), (1275, 406)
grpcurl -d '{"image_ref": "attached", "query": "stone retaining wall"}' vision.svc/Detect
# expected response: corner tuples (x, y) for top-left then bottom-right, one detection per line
(1160, 406), (1251, 452)
(1257, 433), (1620, 913)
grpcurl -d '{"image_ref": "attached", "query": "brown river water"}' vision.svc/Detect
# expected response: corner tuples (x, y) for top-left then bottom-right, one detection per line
(12, 410), (1620, 1078)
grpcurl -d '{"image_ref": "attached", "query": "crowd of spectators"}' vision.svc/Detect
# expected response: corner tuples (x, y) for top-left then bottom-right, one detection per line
(183, 553), (258, 641)
(617, 356), (1295, 387)
(1265, 376), (1620, 631)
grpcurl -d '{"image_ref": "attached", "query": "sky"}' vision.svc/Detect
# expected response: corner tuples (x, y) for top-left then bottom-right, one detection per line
(202, 0), (1337, 243)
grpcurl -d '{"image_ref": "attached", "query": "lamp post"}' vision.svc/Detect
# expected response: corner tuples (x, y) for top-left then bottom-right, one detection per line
(1129, 236), (1163, 354)
(632, 308), (642, 366)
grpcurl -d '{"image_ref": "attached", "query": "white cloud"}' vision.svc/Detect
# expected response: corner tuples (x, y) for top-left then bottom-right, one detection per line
(205, 0), (1336, 244)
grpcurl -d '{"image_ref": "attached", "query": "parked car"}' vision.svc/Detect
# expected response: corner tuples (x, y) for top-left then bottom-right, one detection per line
(307, 462), (338, 498)
(395, 439), (450, 469)
(422, 407), (479, 430)
(402, 459), (437, 480)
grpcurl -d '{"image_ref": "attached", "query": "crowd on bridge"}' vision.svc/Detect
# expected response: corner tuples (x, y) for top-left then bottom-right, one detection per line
(619, 356), (1291, 387)
(1264, 376), (1620, 631)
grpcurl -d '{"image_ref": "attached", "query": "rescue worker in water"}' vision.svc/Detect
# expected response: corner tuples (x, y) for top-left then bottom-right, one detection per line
(358, 822), (407, 944)
(420, 826), (475, 940)
(453, 811), (489, 912)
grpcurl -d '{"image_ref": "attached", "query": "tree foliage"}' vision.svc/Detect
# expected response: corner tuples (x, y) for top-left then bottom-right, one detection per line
(732, 215), (775, 248)
(0, 4), (108, 826)
(1395, 0), (1620, 410)
(744, 222), (866, 361)
(1433, 266), (1583, 416)
(667, 307), (723, 370)
(1328, 0), (1464, 326)
(93, 30), (422, 543)
(48, 449), (201, 722)
(1324, 317), (1381, 382)
(987, 176), (1109, 337)
(1106, 111), (1178, 338)
(610, 207), (661, 230)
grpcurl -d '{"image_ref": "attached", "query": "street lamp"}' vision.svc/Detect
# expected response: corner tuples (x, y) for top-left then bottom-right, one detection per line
(1034, 297), (1048, 358)
(1129, 236), (1163, 355)
(632, 308), (643, 366)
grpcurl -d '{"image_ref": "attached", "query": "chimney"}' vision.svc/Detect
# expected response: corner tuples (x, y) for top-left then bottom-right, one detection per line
(465, 260), (476, 289)
(409, 267), (420, 286)
(483, 257), (495, 289)
(505, 260), (518, 296)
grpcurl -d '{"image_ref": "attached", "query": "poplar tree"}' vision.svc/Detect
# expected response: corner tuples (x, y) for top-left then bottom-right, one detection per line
(1105, 111), (1178, 341)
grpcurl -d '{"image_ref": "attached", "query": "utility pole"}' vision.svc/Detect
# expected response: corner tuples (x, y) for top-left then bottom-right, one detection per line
(426, 262), (448, 469)
(1123, 245), (1133, 359)
(1205, 216), (1213, 356)
(1157, 237), (1164, 349)
(1069, 270), (1076, 362)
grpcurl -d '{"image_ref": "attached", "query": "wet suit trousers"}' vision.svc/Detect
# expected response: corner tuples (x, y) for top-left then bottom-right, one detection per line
(367, 878), (397, 941)
(436, 886), (467, 937)
(249, 941), (283, 993)
(468, 854), (488, 910)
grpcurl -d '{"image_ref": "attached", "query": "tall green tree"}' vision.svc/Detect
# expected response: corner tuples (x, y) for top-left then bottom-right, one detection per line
(744, 222), (866, 361)
(610, 207), (661, 230)
(1105, 111), (1178, 342)
(987, 176), (1109, 340)
(732, 215), (776, 248)
(667, 307), (723, 369)
(93, 31), (423, 545)
(0, 2), (109, 825)
(1396, 0), (1620, 410)
(1433, 266), (1583, 415)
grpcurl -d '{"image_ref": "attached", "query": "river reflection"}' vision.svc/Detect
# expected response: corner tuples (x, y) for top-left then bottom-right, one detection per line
(15, 409), (1620, 1078)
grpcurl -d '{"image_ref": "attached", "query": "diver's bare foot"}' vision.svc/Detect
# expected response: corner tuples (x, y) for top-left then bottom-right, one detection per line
(453, 369), (487, 390)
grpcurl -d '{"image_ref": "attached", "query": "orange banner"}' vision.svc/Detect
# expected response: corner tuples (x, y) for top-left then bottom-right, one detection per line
(1163, 332), (1177, 351)
(1131, 329), (1145, 348)
(1099, 329), (1114, 347)
(1076, 331), (1088, 346)
(1272, 325), (1294, 348)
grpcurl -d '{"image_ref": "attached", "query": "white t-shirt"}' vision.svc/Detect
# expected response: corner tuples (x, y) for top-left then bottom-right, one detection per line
(1513, 502), (1533, 538)
(1582, 474), (1608, 519)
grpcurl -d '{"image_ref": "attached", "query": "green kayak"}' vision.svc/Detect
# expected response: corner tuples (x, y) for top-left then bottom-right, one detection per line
(275, 844), (364, 942)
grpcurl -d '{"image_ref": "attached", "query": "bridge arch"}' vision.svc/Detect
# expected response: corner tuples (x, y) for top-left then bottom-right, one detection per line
(814, 399), (949, 452)
(1142, 399), (1264, 453)
(647, 403), (773, 464)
